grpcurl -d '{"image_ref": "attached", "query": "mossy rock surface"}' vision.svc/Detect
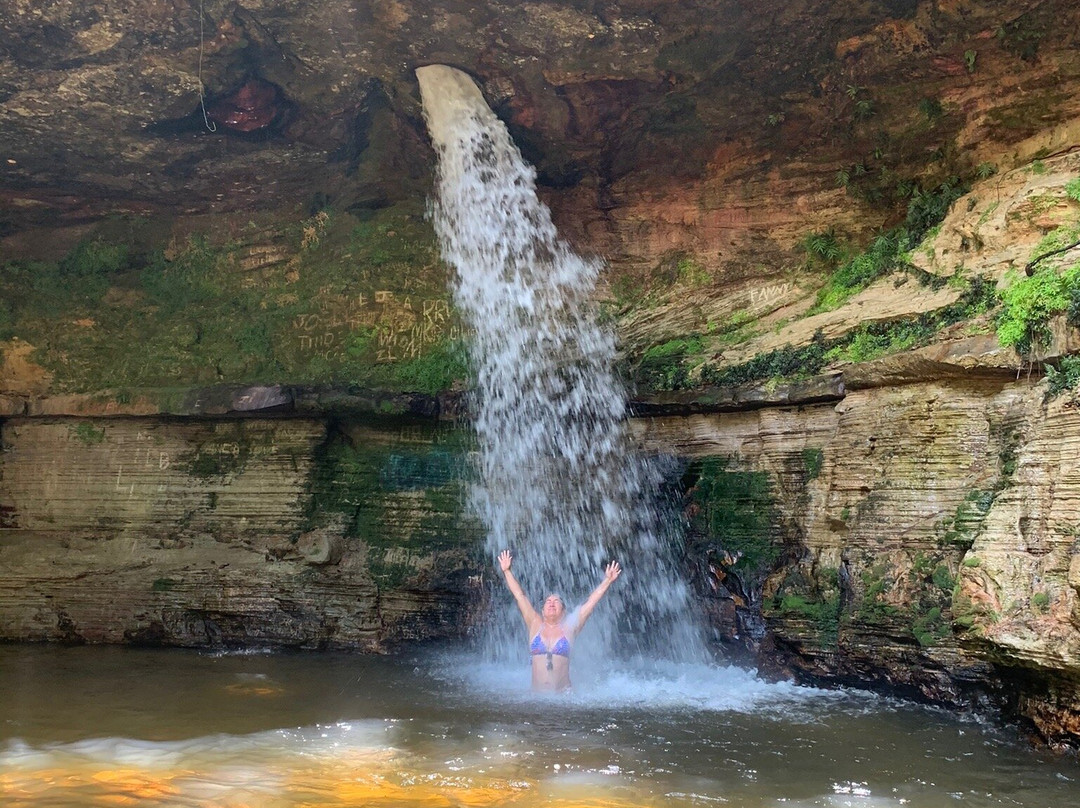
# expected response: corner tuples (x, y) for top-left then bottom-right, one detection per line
(0, 205), (467, 397)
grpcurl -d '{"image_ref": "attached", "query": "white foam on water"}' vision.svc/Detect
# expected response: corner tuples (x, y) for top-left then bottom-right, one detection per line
(416, 63), (706, 670)
(0, 719), (397, 772)
(428, 649), (869, 718)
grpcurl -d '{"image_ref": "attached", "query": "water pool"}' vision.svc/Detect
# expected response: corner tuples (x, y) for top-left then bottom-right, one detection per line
(1, 645), (1075, 807)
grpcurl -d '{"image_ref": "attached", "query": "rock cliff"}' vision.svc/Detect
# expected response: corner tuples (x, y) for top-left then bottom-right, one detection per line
(3, 0), (1080, 748)
(0, 413), (482, 648)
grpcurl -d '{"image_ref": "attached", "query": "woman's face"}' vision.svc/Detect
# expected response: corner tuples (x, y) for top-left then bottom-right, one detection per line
(542, 595), (565, 620)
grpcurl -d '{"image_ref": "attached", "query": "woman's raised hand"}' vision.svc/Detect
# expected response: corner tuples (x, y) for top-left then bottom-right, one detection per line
(604, 560), (622, 583)
(498, 550), (513, 572)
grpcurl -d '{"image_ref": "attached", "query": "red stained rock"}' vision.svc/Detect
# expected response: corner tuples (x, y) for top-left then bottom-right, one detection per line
(931, 55), (967, 76)
(207, 79), (281, 133)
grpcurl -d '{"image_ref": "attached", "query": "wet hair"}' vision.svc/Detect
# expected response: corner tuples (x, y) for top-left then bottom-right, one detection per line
(544, 594), (565, 609)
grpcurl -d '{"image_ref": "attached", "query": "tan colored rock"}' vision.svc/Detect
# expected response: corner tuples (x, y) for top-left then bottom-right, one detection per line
(635, 375), (1080, 734)
(0, 339), (52, 396)
(0, 417), (480, 649)
(960, 394), (1080, 676)
(912, 151), (1080, 283)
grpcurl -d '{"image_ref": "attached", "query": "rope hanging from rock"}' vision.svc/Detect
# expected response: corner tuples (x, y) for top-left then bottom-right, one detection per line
(198, 0), (217, 132)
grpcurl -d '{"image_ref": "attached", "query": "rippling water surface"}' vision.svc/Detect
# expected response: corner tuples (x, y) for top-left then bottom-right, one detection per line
(1, 645), (1076, 807)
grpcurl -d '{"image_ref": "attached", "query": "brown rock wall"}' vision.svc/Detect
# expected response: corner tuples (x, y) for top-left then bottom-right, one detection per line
(636, 376), (1080, 741)
(0, 416), (482, 649)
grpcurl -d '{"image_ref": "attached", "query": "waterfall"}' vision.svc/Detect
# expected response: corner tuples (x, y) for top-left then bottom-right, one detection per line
(416, 65), (707, 674)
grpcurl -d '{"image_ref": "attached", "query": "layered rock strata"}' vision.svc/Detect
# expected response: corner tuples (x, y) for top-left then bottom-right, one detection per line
(0, 414), (482, 649)
(633, 366), (1080, 747)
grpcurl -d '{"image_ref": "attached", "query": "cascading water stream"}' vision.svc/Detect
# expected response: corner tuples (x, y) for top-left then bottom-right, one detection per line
(416, 65), (707, 675)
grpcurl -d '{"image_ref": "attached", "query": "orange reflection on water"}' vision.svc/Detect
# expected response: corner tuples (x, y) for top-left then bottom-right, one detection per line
(1, 762), (538, 808)
(0, 734), (681, 808)
(0, 762), (657, 808)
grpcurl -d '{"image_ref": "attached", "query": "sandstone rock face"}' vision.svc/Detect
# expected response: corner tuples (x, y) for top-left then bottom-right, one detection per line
(3, 0), (1079, 282)
(634, 372), (1080, 745)
(0, 416), (482, 649)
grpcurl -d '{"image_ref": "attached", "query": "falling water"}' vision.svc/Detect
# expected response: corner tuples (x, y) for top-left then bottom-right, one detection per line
(416, 65), (707, 674)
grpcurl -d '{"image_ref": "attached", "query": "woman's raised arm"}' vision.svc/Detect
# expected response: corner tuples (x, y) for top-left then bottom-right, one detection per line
(498, 550), (539, 629)
(569, 561), (621, 636)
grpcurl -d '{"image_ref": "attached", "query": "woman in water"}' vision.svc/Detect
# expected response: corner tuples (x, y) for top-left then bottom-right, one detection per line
(497, 549), (622, 692)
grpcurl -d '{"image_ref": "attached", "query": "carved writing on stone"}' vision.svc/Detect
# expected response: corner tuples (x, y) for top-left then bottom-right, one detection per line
(749, 281), (793, 307)
(290, 292), (459, 363)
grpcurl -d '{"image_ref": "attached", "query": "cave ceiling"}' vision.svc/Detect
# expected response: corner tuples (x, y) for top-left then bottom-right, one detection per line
(0, 0), (1076, 248)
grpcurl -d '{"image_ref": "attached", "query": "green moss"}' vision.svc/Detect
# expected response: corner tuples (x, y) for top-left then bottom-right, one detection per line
(931, 563), (956, 592)
(151, 578), (178, 592)
(643, 336), (705, 360)
(676, 257), (710, 286)
(802, 447), (824, 481)
(857, 550), (957, 647)
(767, 567), (842, 647)
(70, 423), (106, 445)
(939, 489), (996, 550)
(184, 449), (248, 479)
(634, 336), (706, 391)
(993, 426), (1021, 484)
(61, 238), (132, 278)
(780, 594), (823, 617)
(381, 448), (461, 491)
(140, 237), (222, 313)
(0, 204), (466, 396)
(689, 457), (781, 577)
(179, 426), (253, 479)
(910, 552), (934, 578)
(303, 424), (474, 552)
(918, 97), (944, 122)
(360, 339), (469, 395)
(705, 311), (758, 348)
(857, 565), (900, 623)
(305, 434), (386, 537)
(912, 606), (949, 647)
(367, 551), (413, 589)
(952, 585), (999, 633)
(609, 275), (648, 309)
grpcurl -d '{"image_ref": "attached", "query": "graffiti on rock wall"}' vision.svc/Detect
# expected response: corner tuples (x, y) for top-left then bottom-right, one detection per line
(291, 289), (460, 363)
(748, 281), (793, 308)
